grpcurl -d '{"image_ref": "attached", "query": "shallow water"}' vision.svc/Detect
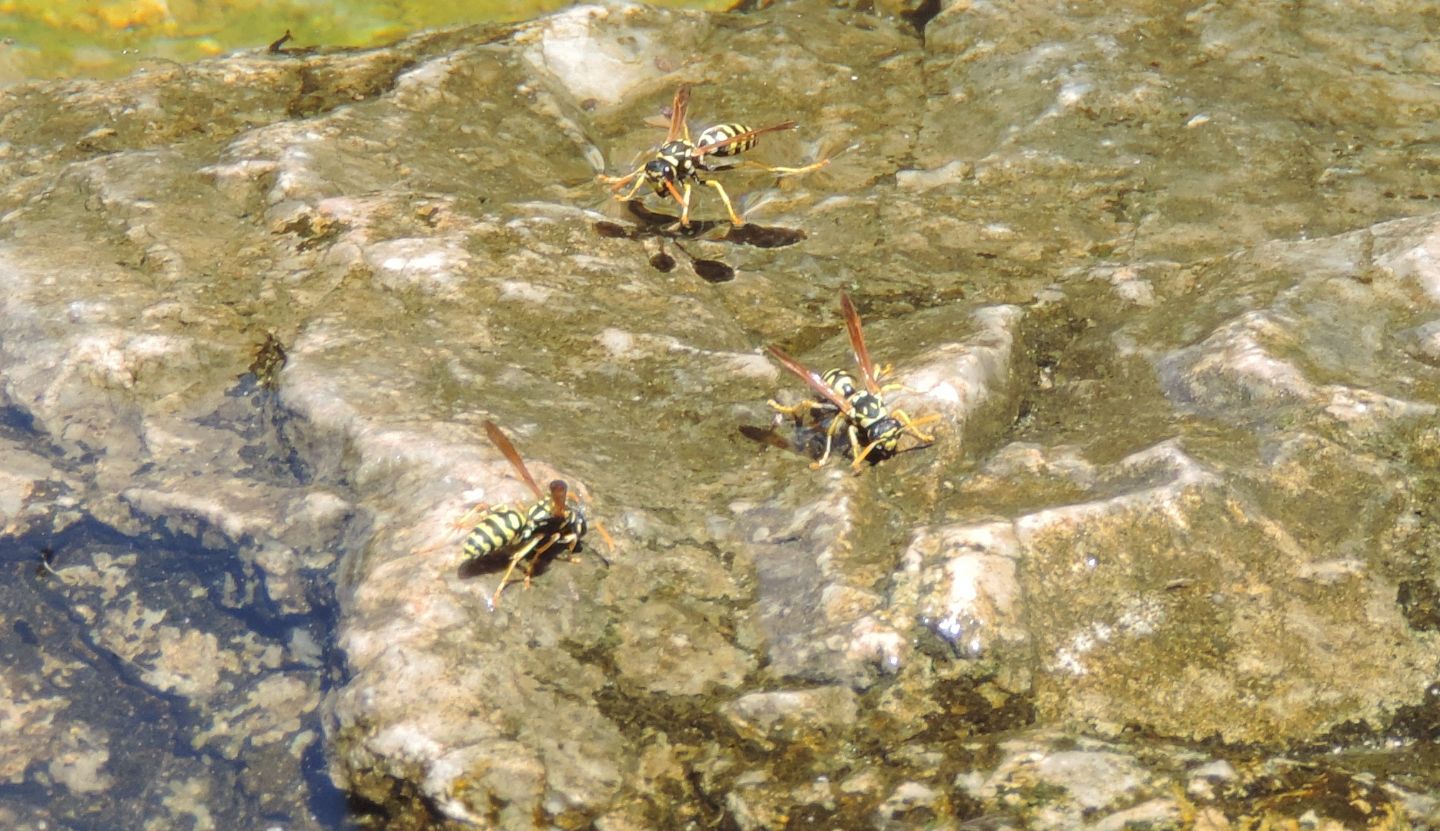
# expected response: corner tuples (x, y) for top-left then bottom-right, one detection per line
(0, 0), (727, 82)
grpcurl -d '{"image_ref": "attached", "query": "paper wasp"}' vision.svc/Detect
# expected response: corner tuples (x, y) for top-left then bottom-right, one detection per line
(448, 420), (612, 606)
(598, 85), (827, 227)
(767, 292), (938, 470)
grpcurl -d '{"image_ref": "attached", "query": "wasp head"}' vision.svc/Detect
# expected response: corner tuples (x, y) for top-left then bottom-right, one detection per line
(860, 416), (903, 462)
(644, 157), (676, 183)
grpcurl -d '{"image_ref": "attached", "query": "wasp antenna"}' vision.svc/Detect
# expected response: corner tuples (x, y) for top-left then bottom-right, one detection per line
(592, 520), (616, 555)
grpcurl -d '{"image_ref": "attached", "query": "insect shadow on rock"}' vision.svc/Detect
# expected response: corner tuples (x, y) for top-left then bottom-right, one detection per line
(593, 201), (805, 285)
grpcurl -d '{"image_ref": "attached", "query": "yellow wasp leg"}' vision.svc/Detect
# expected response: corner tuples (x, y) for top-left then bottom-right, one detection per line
(851, 431), (900, 471)
(893, 409), (940, 443)
(703, 179), (744, 226)
(845, 422), (878, 471)
(849, 411), (942, 471)
(598, 166), (646, 195)
(524, 534), (582, 587)
(678, 182), (694, 226)
(447, 503), (493, 532)
(767, 398), (826, 420)
(491, 534), (547, 606)
(588, 521), (615, 567)
(616, 174), (650, 202)
(412, 503), (494, 557)
(735, 158), (831, 177)
(811, 416), (849, 469)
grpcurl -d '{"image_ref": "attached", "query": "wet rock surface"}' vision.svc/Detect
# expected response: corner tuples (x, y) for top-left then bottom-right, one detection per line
(1, 0), (1439, 828)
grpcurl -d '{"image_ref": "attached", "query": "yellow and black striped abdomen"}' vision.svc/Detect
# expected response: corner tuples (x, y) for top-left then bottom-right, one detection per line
(695, 123), (756, 158)
(820, 368), (861, 400)
(461, 506), (530, 561)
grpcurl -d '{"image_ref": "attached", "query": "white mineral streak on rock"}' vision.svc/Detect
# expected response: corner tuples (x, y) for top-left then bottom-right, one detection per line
(1379, 222), (1440, 301)
(1009, 442), (1217, 678)
(46, 721), (114, 795)
(0, 437), (61, 536)
(365, 238), (472, 297)
(1322, 384), (1436, 425)
(906, 304), (1022, 415)
(1017, 441), (1218, 537)
(909, 521), (1024, 659)
(121, 483), (273, 544)
(1160, 310), (1316, 410)
(0, 671), (73, 785)
(267, 130), (328, 205)
(975, 442), (1097, 488)
(596, 327), (777, 379)
(958, 732), (1172, 826)
(392, 53), (459, 105)
(518, 5), (658, 108)
(500, 279), (555, 304)
(895, 159), (973, 192)
(721, 687), (858, 743)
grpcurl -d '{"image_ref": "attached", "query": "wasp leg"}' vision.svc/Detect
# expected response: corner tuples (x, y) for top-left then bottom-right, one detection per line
(881, 378), (936, 399)
(615, 173), (652, 203)
(448, 503), (493, 532)
(702, 179), (744, 226)
(736, 157), (831, 177)
(599, 166), (646, 195)
(767, 397), (825, 420)
(893, 409), (940, 443)
(413, 503), (494, 557)
(849, 412), (941, 471)
(524, 529), (578, 581)
(851, 435), (887, 470)
(811, 414), (850, 469)
(590, 521), (616, 567)
(844, 421), (882, 471)
(678, 181), (694, 226)
(490, 535), (547, 607)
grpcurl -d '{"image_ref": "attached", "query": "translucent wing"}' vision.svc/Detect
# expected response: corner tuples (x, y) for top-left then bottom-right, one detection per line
(483, 420), (545, 499)
(667, 85), (691, 143)
(840, 291), (881, 395)
(766, 345), (853, 414)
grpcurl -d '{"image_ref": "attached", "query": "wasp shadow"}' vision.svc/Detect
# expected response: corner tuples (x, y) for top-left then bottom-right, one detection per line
(593, 200), (807, 284)
(738, 417), (922, 468)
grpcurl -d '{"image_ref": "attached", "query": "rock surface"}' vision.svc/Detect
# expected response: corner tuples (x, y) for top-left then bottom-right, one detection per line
(1, 0), (1439, 828)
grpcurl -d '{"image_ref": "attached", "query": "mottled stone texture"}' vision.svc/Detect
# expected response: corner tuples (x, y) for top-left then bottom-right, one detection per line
(1, 0), (1439, 828)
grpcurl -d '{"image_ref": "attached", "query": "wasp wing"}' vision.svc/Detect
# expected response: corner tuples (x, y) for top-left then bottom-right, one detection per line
(766, 345), (853, 414)
(483, 420), (546, 499)
(839, 291), (882, 396)
(667, 85), (692, 143)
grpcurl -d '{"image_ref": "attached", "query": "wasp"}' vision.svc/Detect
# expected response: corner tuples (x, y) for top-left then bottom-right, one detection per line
(598, 85), (827, 227)
(448, 420), (612, 606)
(767, 292), (939, 470)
